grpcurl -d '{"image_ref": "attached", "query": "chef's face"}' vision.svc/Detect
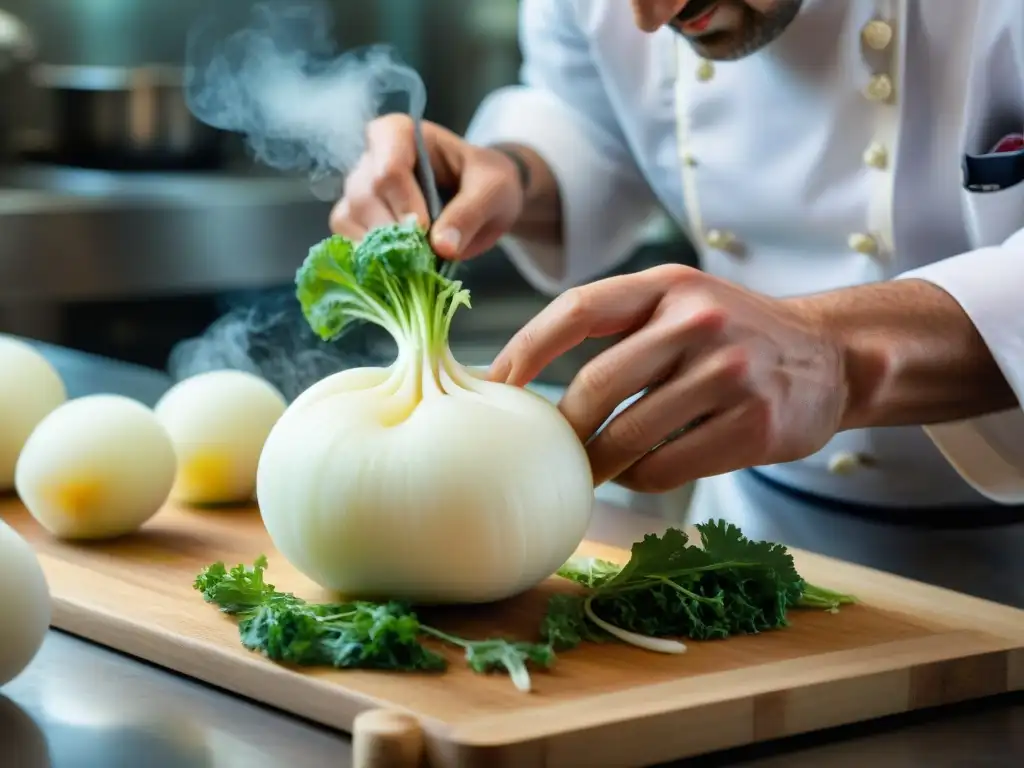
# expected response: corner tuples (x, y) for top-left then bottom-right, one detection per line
(631, 0), (804, 60)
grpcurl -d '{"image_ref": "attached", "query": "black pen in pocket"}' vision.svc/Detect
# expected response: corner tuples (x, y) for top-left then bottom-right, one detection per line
(962, 135), (1024, 193)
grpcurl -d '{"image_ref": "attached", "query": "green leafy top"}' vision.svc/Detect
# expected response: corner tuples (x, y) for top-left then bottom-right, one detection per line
(294, 221), (469, 358)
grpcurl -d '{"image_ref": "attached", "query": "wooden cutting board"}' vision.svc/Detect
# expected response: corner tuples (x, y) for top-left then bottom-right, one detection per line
(2, 496), (1022, 768)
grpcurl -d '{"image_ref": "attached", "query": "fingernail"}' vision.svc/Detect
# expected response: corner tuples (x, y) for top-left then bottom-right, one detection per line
(432, 227), (461, 252)
(401, 212), (419, 225)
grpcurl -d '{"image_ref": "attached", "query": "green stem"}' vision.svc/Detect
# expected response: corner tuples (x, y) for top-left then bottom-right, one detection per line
(432, 280), (447, 353)
(653, 576), (723, 607)
(340, 307), (403, 338)
(417, 277), (438, 351)
(798, 583), (857, 610)
(380, 274), (412, 337)
(419, 626), (534, 693)
(598, 561), (762, 596)
(419, 625), (468, 648)
(320, 266), (401, 333)
(314, 612), (358, 623)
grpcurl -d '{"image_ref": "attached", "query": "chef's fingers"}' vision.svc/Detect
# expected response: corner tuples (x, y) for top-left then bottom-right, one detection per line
(364, 116), (431, 228)
(558, 285), (735, 441)
(329, 197), (367, 241)
(459, 222), (515, 262)
(431, 150), (523, 261)
(586, 348), (743, 486)
(347, 195), (399, 233)
(557, 327), (682, 444)
(332, 148), (414, 236)
(613, 401), (758, 493)
(330, 116), (432, 236)
(490, 270), (670, 386)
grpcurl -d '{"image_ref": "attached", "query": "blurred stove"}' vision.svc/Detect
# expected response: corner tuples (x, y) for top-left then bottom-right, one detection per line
(0, 157), (695, 386)
(0, 163), (332, 303)
(0, 161), (332, 365)
(0, 0), (678, 384)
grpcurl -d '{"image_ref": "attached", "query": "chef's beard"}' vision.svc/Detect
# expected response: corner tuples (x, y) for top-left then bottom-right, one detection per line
(672, 0), (804, 61)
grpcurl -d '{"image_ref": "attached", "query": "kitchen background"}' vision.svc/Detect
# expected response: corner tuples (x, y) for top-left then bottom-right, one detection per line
(0, 0), (698, 392)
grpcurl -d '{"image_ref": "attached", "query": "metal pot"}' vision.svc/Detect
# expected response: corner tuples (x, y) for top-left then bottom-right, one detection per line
(23, 64), (226, 170)
(0, 10), (35, 164)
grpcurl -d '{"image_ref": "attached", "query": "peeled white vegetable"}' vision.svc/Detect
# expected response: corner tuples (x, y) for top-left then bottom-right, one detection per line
(15, 394), (177, 540)
(154, 370), (287, 505)
(256, 223), (595, 604)
(0, 519), (50, 686)
(0, 335), (67, 491)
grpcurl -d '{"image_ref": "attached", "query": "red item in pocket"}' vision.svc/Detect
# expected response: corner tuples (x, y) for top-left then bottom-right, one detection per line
(991, 134), (1024, 153)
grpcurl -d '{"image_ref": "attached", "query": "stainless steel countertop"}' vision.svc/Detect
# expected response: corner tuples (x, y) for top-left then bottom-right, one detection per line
(1, 340), (1022, 767)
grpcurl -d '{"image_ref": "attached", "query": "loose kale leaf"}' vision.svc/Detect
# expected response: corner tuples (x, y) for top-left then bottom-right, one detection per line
(462, 639), (556, 692)
(417, 625), (556, 692)
(194, 556), (553, 688)
(237, 599), (448, 672)
(197, 523), (856, 689)
(475, 643), (552, 693)
(556, 556), (624, 589)
(602, 528), (710, 590)
(193, 554), (299, 615)
(695, 519), (805, 607)
(539, 593), (609, 651)
(195, 556), (446, 672)
(239, 601), (331, 665)
(543, 520), (857, 647)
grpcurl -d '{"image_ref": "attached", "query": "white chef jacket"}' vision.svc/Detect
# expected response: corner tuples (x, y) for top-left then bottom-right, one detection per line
(465, 0), (1024, 508)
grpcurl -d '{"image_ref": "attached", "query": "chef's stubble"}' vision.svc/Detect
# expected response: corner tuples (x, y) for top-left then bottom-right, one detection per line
(674, 0), (805, 60)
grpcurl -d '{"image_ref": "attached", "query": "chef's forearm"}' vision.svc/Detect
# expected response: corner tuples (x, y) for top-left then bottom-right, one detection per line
(794, 279), (1018, 430)
(490, 143), (564, 246)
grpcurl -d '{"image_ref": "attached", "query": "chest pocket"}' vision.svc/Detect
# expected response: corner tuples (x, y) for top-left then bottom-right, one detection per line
(962, 141), (1024, 248)
(960, 12), (1024, 249)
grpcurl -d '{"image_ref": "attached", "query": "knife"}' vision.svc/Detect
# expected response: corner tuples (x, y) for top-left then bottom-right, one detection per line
(409, 116), (459, 277)
(412, 117), (443, 224)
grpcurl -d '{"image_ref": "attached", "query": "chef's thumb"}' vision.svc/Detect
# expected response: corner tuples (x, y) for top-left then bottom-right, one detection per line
(430, 192), (491, 261)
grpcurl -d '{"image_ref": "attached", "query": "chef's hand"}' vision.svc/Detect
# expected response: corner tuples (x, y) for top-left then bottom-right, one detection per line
(329, 115), (524, 260)
(489, 265), (849, 492)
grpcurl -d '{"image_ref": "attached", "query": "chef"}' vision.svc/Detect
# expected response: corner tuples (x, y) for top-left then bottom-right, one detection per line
(329, 0), (1024, 515)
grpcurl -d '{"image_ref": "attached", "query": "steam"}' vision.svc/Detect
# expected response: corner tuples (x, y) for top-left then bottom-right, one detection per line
(185, 0), (426, 200)
(167, 292), (395, 402)
(169, 0), (427, 396)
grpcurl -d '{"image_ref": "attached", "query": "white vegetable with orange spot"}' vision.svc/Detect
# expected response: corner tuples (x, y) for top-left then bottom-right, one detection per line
(154, 370), (287, 505)
(0, 335), (67, 492)
(14, 394), (177, 540)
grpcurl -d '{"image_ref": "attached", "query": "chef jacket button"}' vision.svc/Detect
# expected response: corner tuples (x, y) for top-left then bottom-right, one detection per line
(847, 232), (878, 255)
(682, 152), (698, 166)
(862, 142), (888, 169)
(705, 229), (735, 249)
(827, 451), (868, 476)
(864, 73), (893, 102)
(862, 20), (894, 51)
(696, 59), (715, 82)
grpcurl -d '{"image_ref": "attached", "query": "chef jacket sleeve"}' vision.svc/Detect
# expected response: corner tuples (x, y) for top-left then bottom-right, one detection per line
(463, 0), (661, 296)
(896, 227), (1024, 504)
